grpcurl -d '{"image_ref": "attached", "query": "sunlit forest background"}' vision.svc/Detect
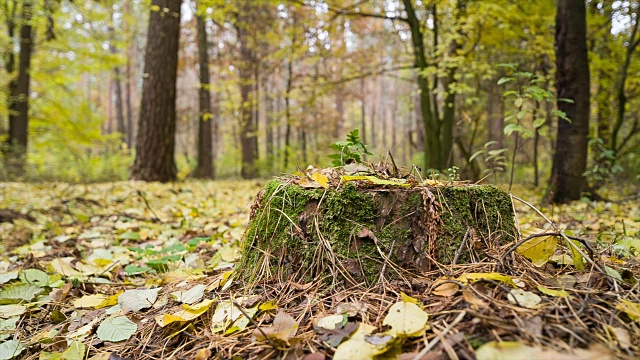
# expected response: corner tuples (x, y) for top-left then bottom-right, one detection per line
(0, 0), (639, 189)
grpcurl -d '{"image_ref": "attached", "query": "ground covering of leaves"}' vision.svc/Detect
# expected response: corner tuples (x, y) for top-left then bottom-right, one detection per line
(0, 179), (639, 359)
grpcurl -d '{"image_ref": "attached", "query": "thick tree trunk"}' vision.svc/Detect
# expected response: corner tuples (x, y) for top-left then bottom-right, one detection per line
(7, 0), (34, 172)
(194, 13), (214, 179)
(131, 0), (182, 182)
(549, 0), (590, 203)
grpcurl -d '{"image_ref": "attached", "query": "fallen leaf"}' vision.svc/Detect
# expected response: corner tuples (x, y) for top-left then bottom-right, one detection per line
(170, 284), (206, 304)
(462, 289), (487, 309)
(605, 325), (630, 350)
(457, 273), (516, 287)
(118, 288), (161, 312)
(316, 314), (345, 330)
(315, 322), (358, 347)
(210, 301), (242, 333)
(74, 294), (110, 309)
(194, 348), (212, 360)
(96, 316), (137, 342)
(0, 305), (26, 318)
(252, 311), (298, 343)
(507, 289), (541, 309)
(432, 278), (459, 297)
(154, 298), (214, 327)
(516, 235), (558, 266)
(475, 341), (614, 360)
(537, 286), (569, 298)
(0, 340), (25, 360)
(311, 172), (329, 188)
(616, 299), (640, 321)
(259, 299), (278, 311)
(382, 301), (428, 337)
(335, 301), (367, 317)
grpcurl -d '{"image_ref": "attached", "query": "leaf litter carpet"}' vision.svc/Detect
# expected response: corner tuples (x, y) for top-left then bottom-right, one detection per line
(0, 181), (639, 359)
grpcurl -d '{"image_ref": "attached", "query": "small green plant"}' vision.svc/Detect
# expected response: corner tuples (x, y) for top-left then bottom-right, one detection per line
(328, 129), (372, 166)
(584, 138), (623, 185)
(497, 64), (572, 190)
(447, 166), (460, 181)
(469, 141), (508, 178)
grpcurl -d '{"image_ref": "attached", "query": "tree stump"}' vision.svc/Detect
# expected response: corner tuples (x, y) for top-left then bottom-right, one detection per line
(237, 179), (517, 286)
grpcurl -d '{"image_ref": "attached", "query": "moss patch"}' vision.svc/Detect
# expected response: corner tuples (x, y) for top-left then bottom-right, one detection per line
(237, 180), (517, 285)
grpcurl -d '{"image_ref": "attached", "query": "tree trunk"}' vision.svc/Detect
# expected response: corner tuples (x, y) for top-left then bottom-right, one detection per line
(237, 13), (258, 179)
(7, 0), (34, 172)
(124, 0), (135, 149)
(402, 0), (440, 171)
(283, 58), (293, 170)
(360, 78), (367, 145)
(109, 15), (126, 137)
(266, 77), (275, 171)
(3, 0), (17, 155)
(549, 0), (590, 203)
(194, 12), (214, 179)
(131, 0), (182, 182)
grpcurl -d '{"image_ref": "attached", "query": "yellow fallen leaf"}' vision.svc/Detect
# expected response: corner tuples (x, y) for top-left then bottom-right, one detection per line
(259, 299), (278, 311)
(457, 272), (516, 287)
(616, 299), (640, 321)
(311, 172), (329, 188)
(382, 301), (428, 337)
(516, 235), (558, 267)
(537, 286), (569, 298)
(400, 292), (422, 305)
(73, 294), (109, 309)
(154, 298), (214, 327)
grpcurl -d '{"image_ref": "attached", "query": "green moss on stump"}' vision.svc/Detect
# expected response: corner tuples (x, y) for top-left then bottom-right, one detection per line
(237, 179), (517, 285)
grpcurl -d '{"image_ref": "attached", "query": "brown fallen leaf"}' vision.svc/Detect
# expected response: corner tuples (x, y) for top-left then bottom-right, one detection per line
(253, 311), (298, 344)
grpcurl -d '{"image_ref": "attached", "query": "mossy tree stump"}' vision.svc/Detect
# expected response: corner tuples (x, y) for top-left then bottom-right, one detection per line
(237, 179), (517, 286)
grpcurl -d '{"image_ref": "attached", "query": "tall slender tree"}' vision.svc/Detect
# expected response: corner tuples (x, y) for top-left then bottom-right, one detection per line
(131, 0), (182, 182)
(548, 0), (590, 203)
(6, 0), (34, 172)
(194, 8), (214, 178)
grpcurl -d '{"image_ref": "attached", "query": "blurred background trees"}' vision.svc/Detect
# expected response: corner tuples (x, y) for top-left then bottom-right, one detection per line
(0, 0), (638, 201)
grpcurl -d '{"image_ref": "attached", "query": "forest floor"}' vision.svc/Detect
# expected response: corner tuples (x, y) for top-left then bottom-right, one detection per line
(0, 180), (639, 359)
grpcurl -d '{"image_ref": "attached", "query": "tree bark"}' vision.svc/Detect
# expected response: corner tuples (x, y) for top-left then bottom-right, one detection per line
(283, 57), (293, 170)
(131, 0), (182, 182)
(194, 12), (214, 179)
(109, 13), (126, 137)
(549, 0), (590, 203)
(237, 11), (258, 179)
(7, 0), (34, 172)
(3, 0), (17, 149)
(402, 0), (440, 171)
(124, 0), (135, 149)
